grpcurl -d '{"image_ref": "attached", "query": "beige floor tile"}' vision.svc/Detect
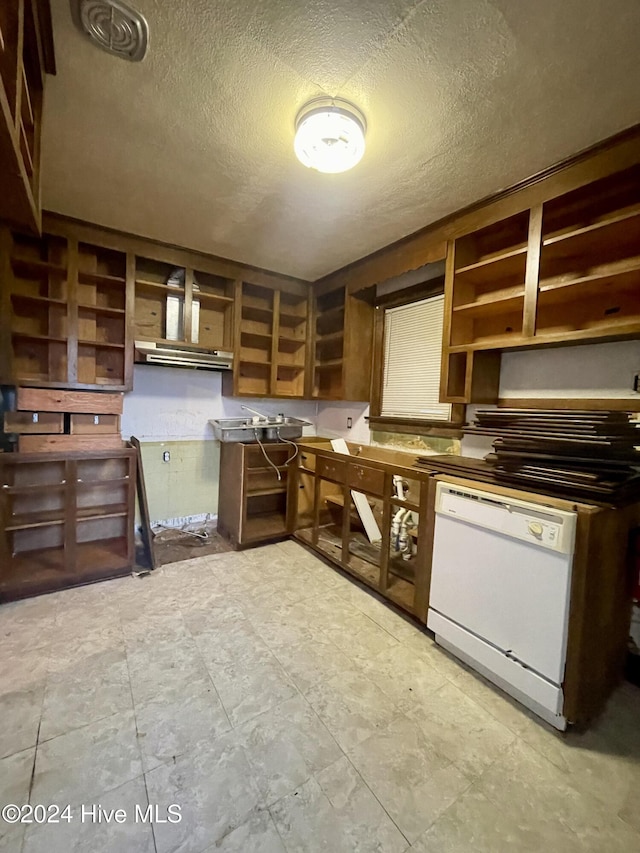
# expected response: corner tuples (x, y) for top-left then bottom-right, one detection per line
(247, 602), (319, 652)
(324, 610), (400, 661)
(40, 648), (133, 742)
(0, 595), (59, 656)
(134, 677), (231, 771)
(411, 784), (584, 853)
(234, 694), (342, 805)
(406, 680), (516, 778)
(206, 648), (299, 727)
(31, 710), (143, 807)
(126, 636), (211, 706)
(0, 748), (35, 853)
(305, 668), (400, 752)
(348, 714), (470, 844)
(203, 810), (287, 853)
(0, 682), (45, 759)
(272, 634), (356, 693)
(22, 775), (154, 853)
(145, 734), (263, 853)
(357, 644), (449, 709)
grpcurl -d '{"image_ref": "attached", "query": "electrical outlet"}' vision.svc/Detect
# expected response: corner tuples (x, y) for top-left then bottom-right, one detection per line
(162, 450), (170, 463)
(347, 417), (353, 429)
(634, 373), (640, 393)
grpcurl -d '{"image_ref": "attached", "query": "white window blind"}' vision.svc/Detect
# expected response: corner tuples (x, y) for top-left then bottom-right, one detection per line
(381, 295), (451, 421)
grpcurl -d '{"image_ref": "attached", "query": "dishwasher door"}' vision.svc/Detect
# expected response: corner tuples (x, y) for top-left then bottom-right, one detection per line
(428, 482), (577, 685)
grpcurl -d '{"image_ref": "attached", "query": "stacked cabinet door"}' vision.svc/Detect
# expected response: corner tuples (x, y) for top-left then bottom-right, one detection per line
(0, 449), (136, 601)
(0, 227), (133, 390)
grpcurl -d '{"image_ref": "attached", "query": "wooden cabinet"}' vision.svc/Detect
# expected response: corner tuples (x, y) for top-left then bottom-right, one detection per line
(312, 285), (375, 400)
(290, 441), (433, 620)
(0, 226), (133, 389)
(441, 162), (640, 405)
(0, 0), (55, 232)
(222, 280), (312, 398)
(217, 441), (296, 548)
(0, 448), (136, 601)
(133, 258), (234, 353)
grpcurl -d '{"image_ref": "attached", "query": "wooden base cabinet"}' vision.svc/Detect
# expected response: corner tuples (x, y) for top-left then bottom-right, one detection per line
(0, 448), (136, 601)
(289, 441), (433, 621)
(217, 441), (295, 549)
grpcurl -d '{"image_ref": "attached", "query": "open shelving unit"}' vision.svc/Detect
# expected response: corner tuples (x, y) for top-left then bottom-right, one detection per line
(0, 449), (135, 602)
(224, 280), (311, 398)
(0, 227), (132, 390)
(0, 0), (55, 232)
(312, 284), (374, 401)
(440, 161), (640, 405)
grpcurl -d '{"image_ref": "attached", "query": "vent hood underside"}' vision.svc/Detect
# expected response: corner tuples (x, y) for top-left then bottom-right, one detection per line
(134, 341), (233, 371)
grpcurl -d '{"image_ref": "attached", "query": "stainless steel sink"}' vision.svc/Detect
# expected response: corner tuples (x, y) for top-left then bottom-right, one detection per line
(210, 416), (311, 442)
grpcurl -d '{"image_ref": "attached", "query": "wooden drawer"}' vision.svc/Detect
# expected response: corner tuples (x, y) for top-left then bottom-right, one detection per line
(298, 450), (316, 472)
(348, 463), (386, 497)
(70, 414), (121, 434)
(317, 456), (347, 484)
(246, 445), (291, 469)
(18, 435), (125, 453)
(4, 411), (64, 434)
(17, 387), (124, 414)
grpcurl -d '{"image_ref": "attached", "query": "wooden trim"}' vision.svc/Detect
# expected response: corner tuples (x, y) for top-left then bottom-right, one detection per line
(367, 416), (464, 438)
(440, 241), (456, 400)
(270, 289), (280, 394)
(498, 397), (640, 411)
(123, 252), (135, 390)
(303, 289), (314, 399)
(0, 229), (13, 381)
(16, 387), (124, 413)
(42, 212), (311, 293)
(66, 237), (79, 384)
(183, 266), (193, 343)
(369, 306), (385, 416)
(374, 277), (445, 309)
(522, 205), (543, 338)
(33, 0), (56, 75)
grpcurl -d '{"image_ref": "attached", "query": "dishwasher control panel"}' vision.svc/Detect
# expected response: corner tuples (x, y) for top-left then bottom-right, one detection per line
(435, 482), (577, 554)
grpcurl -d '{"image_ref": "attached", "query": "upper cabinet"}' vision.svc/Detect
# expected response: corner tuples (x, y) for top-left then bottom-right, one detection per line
(223, 280), (311, 398)
(133, 258), (235, 352)
(0, 225), (132, 390)
(312, 284), (374, 401)
(440, 160), (640, 405)
(0, 0), (55, 232)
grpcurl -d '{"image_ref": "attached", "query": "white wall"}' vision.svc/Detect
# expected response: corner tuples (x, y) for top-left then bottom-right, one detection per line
(499, 340), (640, 402)
(122, 365), (318, 441)
(315, 401), (371, 444)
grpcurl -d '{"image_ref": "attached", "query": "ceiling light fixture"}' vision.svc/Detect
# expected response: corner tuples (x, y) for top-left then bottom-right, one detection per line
(294, 97), (366, 174)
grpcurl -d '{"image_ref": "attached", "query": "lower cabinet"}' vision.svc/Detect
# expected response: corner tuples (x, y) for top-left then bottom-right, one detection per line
(0, 449), (136, 601)
(217, 441), (296, 549)
(290, 442), (435, 621)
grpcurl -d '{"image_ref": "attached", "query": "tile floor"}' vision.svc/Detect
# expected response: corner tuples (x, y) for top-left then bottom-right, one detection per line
(1, 539), (640, 853)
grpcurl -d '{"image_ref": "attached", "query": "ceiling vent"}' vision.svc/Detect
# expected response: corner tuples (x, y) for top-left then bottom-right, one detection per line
(70, 0), (148, 62)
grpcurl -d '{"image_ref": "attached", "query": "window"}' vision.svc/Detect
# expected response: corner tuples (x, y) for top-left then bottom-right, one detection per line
(380, 294), (452, 421)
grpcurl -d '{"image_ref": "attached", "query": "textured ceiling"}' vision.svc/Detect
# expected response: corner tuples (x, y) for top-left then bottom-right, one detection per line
(42, 0), (640, 280)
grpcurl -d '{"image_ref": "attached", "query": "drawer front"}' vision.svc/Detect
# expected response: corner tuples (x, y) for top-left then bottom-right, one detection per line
(348, 463), (386, 496)
(3, 411), (64, 434)
(70, 414), (121, 434)
(17, 387), (124, 414)
(317, 456), (346, 484)
(298, 451), (316, 472)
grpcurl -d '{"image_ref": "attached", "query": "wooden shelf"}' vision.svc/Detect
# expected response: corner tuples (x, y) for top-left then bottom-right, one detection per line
(243, 512), (287, 541)
(538, 261), (640, 298)
(5, 510), (65, 531)
(78, 303), (126, 316)
(315, 359), (343, 370)
(77, 503), (128, 520)
(241, 331), (272, 347)
(453, 288), (525, 317)
(542, 205), (640, 249)
(242, 305), (273, 324)
(315, 329), (344, 344)
(78, 271), (125, 287)
(279, 311), (307, 327)
(277, 362), (304, 372)
(11, 331), (67, 343)
(135, 278), (178, 293)
(11, 293), (66, 307)
(75, 538), (129, 572)
(4, 482), (66, 494)
(196, 291), (234, 306)
(76, 477), (130, 488)
(12, 258), (66, 277)
(240, 358), (271, 367)
(78, 340), (125, 349)
(455, 245), (527, 275)
(246, 486), (288, 497)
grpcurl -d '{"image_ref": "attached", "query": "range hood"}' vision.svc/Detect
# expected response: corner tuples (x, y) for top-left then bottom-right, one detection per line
(134, 341), (233, 371)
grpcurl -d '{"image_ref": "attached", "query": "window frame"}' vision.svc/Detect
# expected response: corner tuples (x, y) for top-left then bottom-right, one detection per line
(369, 278), (465, 436)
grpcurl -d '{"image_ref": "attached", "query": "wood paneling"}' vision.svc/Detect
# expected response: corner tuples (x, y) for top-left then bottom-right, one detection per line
(18, 434), (124, 452)
(17, 387), (123, 413)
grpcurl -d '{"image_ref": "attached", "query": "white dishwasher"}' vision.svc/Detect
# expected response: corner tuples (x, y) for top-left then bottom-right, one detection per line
(427, 481), (577, 730)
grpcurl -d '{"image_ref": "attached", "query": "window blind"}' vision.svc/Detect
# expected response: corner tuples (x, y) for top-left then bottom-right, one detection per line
(381, 294), (451, 421)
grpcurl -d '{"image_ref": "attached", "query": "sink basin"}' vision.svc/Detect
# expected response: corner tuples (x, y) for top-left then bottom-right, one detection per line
(210, 416), (311, 442)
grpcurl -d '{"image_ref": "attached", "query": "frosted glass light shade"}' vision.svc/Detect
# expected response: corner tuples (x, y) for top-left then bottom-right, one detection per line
(294, 99), (366, 174)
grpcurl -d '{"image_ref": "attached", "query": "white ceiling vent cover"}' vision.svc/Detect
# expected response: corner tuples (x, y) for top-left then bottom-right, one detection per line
(70, 0), (148, 62)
